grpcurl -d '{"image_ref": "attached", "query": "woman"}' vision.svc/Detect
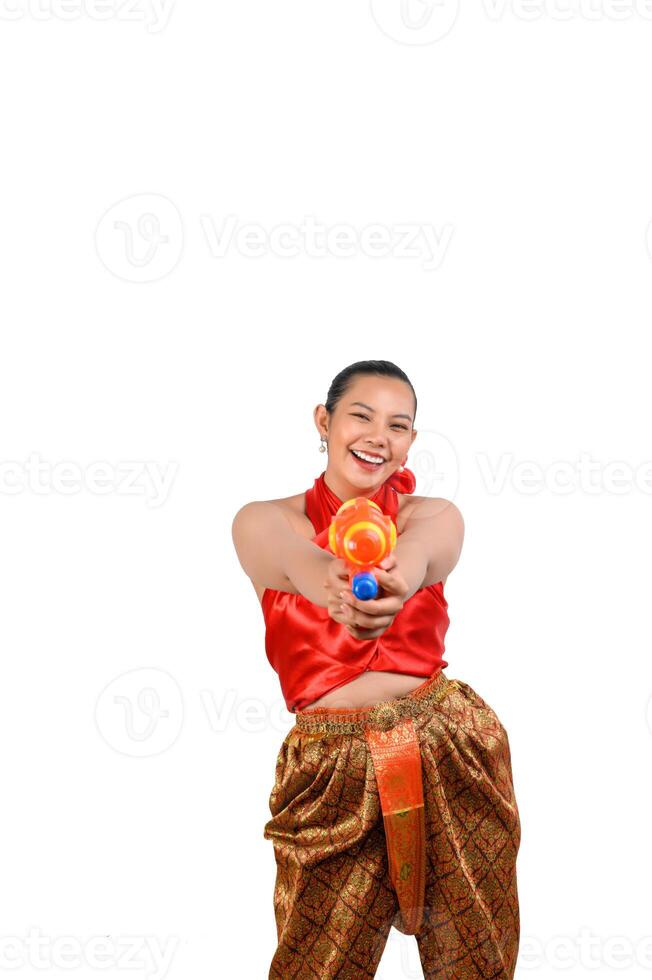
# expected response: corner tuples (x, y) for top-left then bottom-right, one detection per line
(232, 360), (521, 979)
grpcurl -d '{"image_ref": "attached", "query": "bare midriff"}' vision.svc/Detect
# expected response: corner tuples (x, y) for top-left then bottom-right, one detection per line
(253, 490), (443, 711)
(300, 669), (431, 710)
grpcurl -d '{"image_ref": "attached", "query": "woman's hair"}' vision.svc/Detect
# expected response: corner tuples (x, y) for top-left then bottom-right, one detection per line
(324, 360), (417, 424)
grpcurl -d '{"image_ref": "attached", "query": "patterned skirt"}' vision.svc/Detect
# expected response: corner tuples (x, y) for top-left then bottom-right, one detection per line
(263, 669), (521, 979)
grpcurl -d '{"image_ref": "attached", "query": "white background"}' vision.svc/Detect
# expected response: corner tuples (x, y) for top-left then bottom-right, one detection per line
(1, 1), (651, 977)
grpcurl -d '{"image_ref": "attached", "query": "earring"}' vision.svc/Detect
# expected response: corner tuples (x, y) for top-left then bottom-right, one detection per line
(319, 437), (327, 453)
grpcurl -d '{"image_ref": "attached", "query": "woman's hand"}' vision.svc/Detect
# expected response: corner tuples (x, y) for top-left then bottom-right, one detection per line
(323, 554), (409, 640)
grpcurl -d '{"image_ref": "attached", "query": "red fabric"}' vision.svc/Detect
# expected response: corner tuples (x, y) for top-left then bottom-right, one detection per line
(261, 468), (450, 713)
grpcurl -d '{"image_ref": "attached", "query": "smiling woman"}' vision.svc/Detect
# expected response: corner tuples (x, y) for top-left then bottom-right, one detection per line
(231, 359), (521, 978)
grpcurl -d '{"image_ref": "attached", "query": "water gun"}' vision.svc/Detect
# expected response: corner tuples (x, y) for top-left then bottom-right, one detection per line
(328, 497), (397, 600)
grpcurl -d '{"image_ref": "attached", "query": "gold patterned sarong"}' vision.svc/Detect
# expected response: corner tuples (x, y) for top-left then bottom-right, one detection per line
(263, 670), (521, 978)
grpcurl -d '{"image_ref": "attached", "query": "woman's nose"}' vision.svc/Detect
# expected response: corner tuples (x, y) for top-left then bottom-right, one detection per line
(366, 437), (386, 451)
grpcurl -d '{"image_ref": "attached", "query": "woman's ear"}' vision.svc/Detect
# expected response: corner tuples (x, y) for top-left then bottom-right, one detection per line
(313, 403), (328, 437)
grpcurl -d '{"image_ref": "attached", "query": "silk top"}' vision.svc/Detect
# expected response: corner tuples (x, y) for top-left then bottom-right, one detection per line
(261, 468), (450, 712)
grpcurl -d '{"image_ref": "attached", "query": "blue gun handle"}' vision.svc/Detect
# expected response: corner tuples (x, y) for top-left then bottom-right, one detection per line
(351, 571), (378, 601)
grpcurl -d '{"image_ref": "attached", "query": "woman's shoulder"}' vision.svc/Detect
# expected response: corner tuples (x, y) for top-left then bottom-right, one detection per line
(259, 491), (307, 517)
(234, 492), (312, 537)
(235, 490), (305, 512)
(402, 494), (460, 510)
(232, 492), (313, 606)
(398, 494), (463, 534)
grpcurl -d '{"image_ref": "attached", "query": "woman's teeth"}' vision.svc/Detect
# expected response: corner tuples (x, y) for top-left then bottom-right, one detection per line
(351, 449), (384, 465)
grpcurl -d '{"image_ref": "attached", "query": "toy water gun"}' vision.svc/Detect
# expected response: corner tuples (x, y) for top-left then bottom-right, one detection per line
(328, 497), (397, 600)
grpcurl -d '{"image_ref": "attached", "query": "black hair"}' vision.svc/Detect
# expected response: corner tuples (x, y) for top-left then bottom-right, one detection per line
(324, 360), (417, 424)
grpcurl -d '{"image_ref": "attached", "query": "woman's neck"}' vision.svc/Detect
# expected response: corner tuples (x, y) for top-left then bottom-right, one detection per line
(322, 467), (385, 505)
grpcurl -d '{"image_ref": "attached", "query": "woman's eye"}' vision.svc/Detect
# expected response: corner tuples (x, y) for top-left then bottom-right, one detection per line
(353, 412), (407, 431)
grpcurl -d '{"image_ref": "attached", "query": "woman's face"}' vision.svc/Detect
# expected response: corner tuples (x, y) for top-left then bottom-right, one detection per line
(317, 375), (417, 492)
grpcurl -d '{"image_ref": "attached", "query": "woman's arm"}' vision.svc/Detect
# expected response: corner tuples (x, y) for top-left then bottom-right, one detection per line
(231, 501), (334, 608)
(389, 534), (431, 603)
(332, 499), (464, 638)
(394, 498), (465, 598)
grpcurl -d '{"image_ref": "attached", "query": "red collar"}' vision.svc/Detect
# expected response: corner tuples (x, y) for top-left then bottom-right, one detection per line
(304, 467), (416, 536)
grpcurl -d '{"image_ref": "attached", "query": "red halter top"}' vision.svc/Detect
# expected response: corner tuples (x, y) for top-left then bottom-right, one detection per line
(261, 468), (450, 712)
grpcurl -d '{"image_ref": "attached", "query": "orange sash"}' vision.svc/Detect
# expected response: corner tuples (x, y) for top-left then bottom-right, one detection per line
(365, 717), (426, 935)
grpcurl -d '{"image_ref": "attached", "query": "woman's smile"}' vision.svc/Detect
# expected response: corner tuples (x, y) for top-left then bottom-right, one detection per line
(349, 447), (387, 471)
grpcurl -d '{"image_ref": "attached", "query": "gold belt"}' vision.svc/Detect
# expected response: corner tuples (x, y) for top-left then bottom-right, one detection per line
(295, 670), (457, 736)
